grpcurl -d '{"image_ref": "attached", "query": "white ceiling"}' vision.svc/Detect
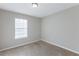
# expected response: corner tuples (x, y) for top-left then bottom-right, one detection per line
(0, 3), (78, 18)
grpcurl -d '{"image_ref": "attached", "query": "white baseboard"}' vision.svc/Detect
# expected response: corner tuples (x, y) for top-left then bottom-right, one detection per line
(41, 39), (79, 55)
(0, 39), (40, 52)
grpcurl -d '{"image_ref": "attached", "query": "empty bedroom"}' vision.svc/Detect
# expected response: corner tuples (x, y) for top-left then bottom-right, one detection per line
(0, 3), (79, 56)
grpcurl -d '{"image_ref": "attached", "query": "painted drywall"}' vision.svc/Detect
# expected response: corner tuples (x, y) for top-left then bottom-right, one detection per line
(42, 5), (79, 52)
(0, 10), (41, 50)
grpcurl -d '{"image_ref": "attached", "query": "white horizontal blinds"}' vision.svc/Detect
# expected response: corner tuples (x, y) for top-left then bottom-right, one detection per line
(15, 18), (28, 39)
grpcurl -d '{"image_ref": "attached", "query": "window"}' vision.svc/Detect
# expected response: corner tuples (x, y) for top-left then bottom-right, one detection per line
(15, 18), (28, 39)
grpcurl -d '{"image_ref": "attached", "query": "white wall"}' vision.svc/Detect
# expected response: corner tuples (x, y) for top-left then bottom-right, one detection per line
(42, 5), (79, 52)
(0, 10), (41, 50)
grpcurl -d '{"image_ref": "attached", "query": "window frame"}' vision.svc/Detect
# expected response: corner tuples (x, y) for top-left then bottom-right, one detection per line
(15, 18), (28, 39)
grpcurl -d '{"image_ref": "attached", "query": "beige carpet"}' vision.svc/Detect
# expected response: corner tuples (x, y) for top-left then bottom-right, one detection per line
(0, 41), (78, 56)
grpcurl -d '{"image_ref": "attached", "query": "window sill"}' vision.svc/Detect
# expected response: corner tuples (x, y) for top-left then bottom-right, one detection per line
(15, 36), (28, 40)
